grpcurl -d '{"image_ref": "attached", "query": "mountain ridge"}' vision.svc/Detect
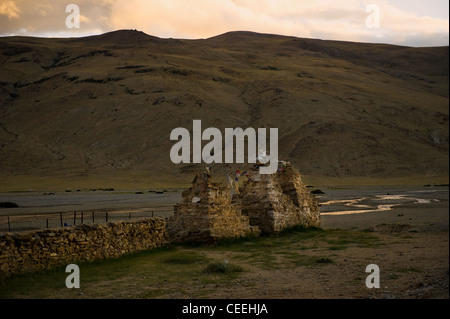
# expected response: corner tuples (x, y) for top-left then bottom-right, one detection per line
(0, 30), (448, 191)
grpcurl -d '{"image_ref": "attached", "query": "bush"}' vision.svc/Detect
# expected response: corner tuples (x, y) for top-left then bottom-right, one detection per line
(0, 202), (19, 208)
(315, 257), (333, 264)
(204, 260), (243, 274)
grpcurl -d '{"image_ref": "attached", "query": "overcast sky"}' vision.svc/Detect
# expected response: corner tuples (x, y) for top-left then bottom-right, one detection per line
(0, 0), (448, 47)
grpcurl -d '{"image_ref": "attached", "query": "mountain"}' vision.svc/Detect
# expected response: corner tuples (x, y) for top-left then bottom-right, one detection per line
(0, 30), (448, 191)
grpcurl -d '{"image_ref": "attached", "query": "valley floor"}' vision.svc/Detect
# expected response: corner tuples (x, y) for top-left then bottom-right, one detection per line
(0, 186), (448, 299)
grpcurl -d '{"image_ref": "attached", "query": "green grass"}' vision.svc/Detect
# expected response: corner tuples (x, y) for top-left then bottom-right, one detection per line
(0, 245), (208, 298)
(212, 226), (325, 250)
(0, 226), (384, 298)
(162, 251), (206, 264)
(207, 226), (380, 270)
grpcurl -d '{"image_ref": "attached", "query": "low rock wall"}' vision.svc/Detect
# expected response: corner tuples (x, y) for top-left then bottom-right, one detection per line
(0, 217), (167, 278)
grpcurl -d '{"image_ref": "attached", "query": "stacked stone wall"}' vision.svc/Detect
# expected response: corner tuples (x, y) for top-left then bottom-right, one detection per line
(0, 217), (167, 278)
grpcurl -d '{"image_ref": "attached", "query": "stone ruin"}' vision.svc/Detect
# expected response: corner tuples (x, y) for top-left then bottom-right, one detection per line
(234, 164), (320, 233)
(167, 162), (320, 243)
(167, 170), (260, 243)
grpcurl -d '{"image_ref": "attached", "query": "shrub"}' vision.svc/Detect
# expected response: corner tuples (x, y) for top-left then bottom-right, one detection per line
(204, 260), (243, 274)
(315, 257), (333, 264)
(0, 202), (19, 208)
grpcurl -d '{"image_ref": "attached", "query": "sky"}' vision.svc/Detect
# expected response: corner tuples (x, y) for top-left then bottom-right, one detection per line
(0, 0), (448, 47)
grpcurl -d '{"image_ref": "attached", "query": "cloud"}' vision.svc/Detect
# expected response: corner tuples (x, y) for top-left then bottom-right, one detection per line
(99, 0), (450, 46)
(0, 1), (20, 19)
(0, 0), (448, 47)
(0, 0), (112, 36)
(107, 0), (314, 39)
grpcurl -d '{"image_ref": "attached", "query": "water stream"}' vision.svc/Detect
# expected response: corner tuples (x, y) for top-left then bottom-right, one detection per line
(320, 193), (440, 216)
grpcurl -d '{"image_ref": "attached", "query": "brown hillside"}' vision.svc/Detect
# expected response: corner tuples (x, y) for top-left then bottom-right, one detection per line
(0, 30), (448, 190)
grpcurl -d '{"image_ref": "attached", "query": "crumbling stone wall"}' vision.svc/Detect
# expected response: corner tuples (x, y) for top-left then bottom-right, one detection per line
(167, 171), (260, 243)
(168, 163), (320, 242)
(276, 164), (320, 227)
(0, 217), (167, 278)
(234, 163), (320, 233)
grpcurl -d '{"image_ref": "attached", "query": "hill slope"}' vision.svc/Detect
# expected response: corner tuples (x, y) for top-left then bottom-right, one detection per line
(0, 30), (448, 190)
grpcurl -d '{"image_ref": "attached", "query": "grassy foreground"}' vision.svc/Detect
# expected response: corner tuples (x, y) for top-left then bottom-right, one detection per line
(0, 226), (386, 298)
(1, 224), (448, 299)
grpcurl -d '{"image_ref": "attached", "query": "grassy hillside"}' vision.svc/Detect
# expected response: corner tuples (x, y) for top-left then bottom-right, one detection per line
(0, 30), (448, 191)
